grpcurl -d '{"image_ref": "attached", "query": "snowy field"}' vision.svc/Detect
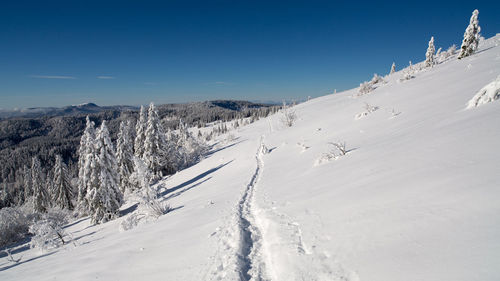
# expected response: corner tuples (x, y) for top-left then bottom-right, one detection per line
(2, 34), (500, 281)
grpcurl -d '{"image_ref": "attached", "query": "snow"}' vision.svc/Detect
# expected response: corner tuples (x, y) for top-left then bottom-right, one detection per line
(2, 34), (500, 281)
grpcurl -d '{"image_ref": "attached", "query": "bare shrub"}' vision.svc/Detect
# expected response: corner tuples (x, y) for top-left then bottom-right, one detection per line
(29, 208), (71, 251)
(280, 101), (297, 127)
(329, 141), (347, 156)
(316, 141), (349, 165)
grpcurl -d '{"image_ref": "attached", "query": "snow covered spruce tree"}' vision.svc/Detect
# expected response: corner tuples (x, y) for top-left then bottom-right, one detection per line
(143, 103), (170, 178)
(116, 120), (135, 193)
(52, 155), (74, 210)
(76, 116), (96, 214)
(86, 121), (123, 224)
(458, 9), (481, 59)
(23, 165), (32, 201)
(390, 62), (396, 74)
(32, 156), (49, 213)
(425, 36), (435, 67)
(134, 105), (147, 159)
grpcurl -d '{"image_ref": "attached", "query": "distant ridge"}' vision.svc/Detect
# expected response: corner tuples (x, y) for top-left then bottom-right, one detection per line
(0, 103), (137, 119)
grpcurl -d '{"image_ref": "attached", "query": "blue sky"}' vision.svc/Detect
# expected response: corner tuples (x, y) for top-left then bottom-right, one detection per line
(0, 0), (498, 109)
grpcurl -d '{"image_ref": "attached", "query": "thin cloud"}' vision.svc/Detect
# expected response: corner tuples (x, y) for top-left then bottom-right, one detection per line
(97, 76), (115, 79)
(206, 81), (234, 85)
(30, 75), (76, 79)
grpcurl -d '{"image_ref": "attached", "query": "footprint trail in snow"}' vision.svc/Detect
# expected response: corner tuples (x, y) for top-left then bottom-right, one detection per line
(207, 139), (357, 281)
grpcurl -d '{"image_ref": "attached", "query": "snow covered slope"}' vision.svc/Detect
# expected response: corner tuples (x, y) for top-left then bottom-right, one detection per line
(2, 35), (500, 281)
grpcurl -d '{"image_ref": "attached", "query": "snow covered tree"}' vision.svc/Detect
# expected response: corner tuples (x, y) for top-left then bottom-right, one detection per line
(390, 62), (396, 74)
(129, 156), (152, 191)
(23, 165), (32, 201)
(52, 155), (74, 210)
(76, 117), (96, 213)
(425, 36), (435, 67)
(31, 156), (49, 213)
(458, 9), (481, 59)
(86, 121), (123, 224)
(116, 120), (135, 193)
(134, 105), (147, 159)
(143, 103), (169, 178)
(175, 119), (207, 169)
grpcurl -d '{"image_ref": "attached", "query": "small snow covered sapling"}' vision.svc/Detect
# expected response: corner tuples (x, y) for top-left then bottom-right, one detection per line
(425, 36), (436, 68)
(400, 61), (415, 81)
(390, 62), (396, 74)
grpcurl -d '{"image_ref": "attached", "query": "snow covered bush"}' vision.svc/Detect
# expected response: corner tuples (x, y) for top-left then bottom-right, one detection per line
(458, 9), (481, 59)
(176, 119), (209, 170)
(358, 74), (385, 96)
(358, 81), (374, 95)
(436, 44), (457, 63)
(400, 61), (415, 81)
(370, 73), (385, 85)
(0, 207), (29, 247)
(29, 208), (71, 251)
(281, 101), (297, 127)
(466, 76), (500, 108)
(120, 156), (171, 232)
(355, 103), (379, 119)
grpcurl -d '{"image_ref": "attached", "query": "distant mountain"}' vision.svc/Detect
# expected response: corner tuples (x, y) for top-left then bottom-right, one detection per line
(0, 103), (138, 119)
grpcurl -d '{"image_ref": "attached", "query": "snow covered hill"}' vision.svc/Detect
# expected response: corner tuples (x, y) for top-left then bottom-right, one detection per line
(2, 35), (500, 281)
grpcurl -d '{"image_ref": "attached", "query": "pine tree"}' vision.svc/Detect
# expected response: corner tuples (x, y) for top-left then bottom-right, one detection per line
(134, 105), (147, 159)
(53, 155), (74, 210)
(458, 9), (481, 59)
(76, 116), (95, 212)
(31, 156), (48, 213)
(425, 36), (435, 67)
(86, 121), (123, 224)
(116, 120), (135, 192)
(23, 165), (32, 201)
(143, 103), (169, 177)
(390, 62), (396, 74)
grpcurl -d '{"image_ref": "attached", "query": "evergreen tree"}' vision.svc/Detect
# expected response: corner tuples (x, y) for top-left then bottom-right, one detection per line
(390, 62), (396, 74)
(116, 120), (135, 192)
(143, 103), (169, 177)
(23, 165), (32, 201)
(458, 9), (481, 59)
(134, 105), (148, 159)
(53, 155), (74, 210)
(77, 116), (95, 212)
(31, 156), (48, 213)
(86, 121), (123, 224)
(425, 36), (435, 67)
